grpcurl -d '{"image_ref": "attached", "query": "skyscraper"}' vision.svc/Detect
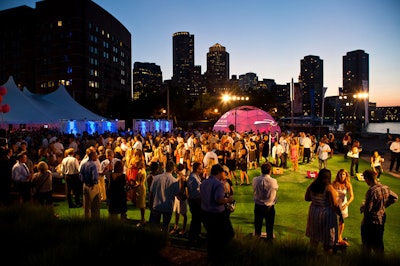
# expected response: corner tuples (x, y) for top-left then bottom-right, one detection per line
(172, 31), (195, 89)
(206, 43), (229, 93)
(299, 55), (324, 118)
(133, 62), (162, 99)
(0, 0), (131, 117)
(342, 50), (369, 126)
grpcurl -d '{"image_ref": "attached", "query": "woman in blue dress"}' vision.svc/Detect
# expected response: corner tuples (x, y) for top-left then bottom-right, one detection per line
(305, 168), (339, 253)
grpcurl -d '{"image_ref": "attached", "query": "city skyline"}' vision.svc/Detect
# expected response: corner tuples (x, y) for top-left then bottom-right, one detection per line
(2, 0), (399, 107)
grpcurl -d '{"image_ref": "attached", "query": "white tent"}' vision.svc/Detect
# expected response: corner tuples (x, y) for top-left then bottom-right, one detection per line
(23, 84), (105, 121)
(1, 76), (53, 124)
(0, 76), (117, 134)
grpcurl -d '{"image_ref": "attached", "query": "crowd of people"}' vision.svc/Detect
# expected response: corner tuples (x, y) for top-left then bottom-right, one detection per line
(0, 127), (398, 261)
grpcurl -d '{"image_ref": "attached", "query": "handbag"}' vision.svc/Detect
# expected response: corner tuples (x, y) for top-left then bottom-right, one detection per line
(225, 200), (236, 213)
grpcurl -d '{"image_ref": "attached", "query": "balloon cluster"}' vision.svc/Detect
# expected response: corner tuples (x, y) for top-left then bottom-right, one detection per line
(0, 87), (10, 113)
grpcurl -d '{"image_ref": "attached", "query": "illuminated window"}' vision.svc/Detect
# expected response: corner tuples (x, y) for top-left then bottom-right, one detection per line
(57, 20), (62, 27)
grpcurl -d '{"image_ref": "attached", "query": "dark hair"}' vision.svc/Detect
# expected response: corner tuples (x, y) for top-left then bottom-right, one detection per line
(210, 164), (224, 176)
(192, 162), (202, 172)
(166, 160), (175, 172)
(88, 151), (98, 161)
(310, 168), (332, 194)
(113, 160), (124, 173)
(177, 163), (185, 172)
(150, 162), (159, 173)
(363, 169), (376, 181)
(261, 162), (272, 175)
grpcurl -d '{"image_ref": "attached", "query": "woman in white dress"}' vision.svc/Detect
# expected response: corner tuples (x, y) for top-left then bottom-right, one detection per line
(332, 169), (354, 246)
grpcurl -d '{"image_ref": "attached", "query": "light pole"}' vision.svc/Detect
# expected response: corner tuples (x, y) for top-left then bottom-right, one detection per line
(221, 93), (249, 132)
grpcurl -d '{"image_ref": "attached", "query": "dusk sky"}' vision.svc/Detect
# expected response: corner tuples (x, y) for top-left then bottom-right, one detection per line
(2, 0), (400, 106)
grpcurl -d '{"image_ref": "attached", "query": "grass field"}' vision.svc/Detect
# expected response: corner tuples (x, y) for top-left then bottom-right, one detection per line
(53, 153), (400, 256)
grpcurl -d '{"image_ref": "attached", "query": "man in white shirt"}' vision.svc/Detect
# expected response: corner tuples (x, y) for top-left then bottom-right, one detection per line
(61, 148), (81, 208)
(186, 133), (195, 154)
(203, 145), (218, 170)
(271, 141), (284, 167)
(389, 137), (400, 172)
(252, 162), (278, 240)
(316, 139), (331, 170)
(52, 138), (64, 155)
(11, 152), (32, 203)
(302, 133), (312, 164)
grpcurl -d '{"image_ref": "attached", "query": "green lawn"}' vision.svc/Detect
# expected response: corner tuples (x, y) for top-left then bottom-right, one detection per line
(54, 154), (400, 255)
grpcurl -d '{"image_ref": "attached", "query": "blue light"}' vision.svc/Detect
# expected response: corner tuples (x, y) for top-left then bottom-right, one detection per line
(105, 121), (112, 132)
(140, 121), (146, 136)
(68, 120), (78, 135)
(87, 121), (96, 134)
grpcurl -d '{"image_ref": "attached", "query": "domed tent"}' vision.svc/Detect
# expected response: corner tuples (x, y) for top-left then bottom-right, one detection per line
(213, 105), (281, 134)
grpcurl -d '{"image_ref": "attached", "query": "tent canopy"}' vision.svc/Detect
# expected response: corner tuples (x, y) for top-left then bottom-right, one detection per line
(23, 84), (105, 121)
(0, 76), (120, 134)
(0, 76), (107, 125)
(213, 105), (281, 134)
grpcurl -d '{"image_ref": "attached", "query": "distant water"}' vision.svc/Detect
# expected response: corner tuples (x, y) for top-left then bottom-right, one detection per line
(366, 122), (400, 135)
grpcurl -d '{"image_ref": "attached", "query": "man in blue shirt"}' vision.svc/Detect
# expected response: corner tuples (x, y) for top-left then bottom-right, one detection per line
(187, 162), (204, 244)
(79, 151), (101, 219)
(149, 161), (180, 232)
(200, 164), (234, 263)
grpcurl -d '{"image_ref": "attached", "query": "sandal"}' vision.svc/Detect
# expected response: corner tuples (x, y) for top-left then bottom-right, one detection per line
(338, 240), (350, 246)
(169, 226), (179, 234)
(136, 220), (146, 227)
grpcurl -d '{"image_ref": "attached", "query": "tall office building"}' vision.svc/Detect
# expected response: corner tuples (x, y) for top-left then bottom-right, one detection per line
(133, 62), (162, 99)
(274, 83), (291, 117)
(299, 55), (324, 118)
(172, 32), (195, 89)
(238, 73), (258, 92)
(206, 43), (229, 93)
(0, 6), (35, 90)
(342, 50), (369, 125)
(0, 0), (131, 116)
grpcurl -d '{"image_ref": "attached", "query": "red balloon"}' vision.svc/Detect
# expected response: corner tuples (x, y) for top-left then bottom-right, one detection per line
(0, 87), (7, 96)
(0, 95), (2, 103)
(1, 104), (10, 113)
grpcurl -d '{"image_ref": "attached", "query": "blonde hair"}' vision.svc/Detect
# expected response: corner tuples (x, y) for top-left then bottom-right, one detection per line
(37, 161), (49, 173)
(333, 169), (351, 189)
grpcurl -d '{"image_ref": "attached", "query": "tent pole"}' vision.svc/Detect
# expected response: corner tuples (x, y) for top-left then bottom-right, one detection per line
(235, 108), (237, 133)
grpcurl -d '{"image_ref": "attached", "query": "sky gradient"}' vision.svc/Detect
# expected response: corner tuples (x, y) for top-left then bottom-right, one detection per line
(2, 0), (400, 106)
